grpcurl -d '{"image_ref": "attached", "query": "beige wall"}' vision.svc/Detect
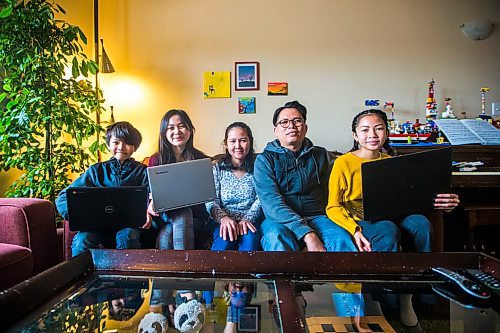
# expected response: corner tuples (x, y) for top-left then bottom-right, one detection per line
(2, 0), (499, 193)
(94, 0), (500, 158)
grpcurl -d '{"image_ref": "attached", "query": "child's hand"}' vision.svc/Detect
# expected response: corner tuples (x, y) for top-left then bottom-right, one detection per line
(220, 216), (238, 241)
(142, 212), (152, 229)
(434, 193), (460, 211)
(147, 199), (158, 217)
(238, 220), (257, 235)
(354, 231), (371, 252)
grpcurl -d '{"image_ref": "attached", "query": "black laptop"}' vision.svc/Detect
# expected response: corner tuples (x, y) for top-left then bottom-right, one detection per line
(359, 147), (452, 221)
(66, 186), (148, 231)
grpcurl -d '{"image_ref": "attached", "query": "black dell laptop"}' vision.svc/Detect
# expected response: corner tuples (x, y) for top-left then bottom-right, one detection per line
(359, 147), (452, 221)
(66, 186), (148, 231)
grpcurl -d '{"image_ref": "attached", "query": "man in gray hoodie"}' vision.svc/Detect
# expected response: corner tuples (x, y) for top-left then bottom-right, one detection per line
(253, 101), (356, 251)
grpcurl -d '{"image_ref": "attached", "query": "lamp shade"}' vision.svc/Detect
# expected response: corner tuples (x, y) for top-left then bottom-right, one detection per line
(100, 39), (115, 73)
(460, 19), (494, 40)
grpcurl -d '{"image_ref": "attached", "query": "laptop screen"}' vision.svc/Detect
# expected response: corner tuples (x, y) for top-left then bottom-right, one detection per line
(147, 158), (216, 213)
(67, 186), (148, 231)
(361, 147), (452, 221)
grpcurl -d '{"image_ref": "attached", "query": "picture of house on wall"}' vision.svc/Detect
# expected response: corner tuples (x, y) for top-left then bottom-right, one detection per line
(267, 82), (288, 96)
(203, 71), (231, 98)
(238, 97), (256, 114)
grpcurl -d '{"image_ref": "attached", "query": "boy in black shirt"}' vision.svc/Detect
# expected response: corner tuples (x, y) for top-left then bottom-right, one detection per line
(56, 121), (149, 256)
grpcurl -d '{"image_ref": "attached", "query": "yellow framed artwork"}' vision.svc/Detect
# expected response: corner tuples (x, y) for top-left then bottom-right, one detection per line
(203, 71), (231, 98)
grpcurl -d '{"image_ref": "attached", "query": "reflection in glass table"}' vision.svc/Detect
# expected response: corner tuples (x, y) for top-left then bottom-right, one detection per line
(2, 250), (500, 333)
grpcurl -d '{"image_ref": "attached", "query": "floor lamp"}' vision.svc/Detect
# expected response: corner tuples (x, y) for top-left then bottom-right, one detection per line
(94, 0), (115, 161)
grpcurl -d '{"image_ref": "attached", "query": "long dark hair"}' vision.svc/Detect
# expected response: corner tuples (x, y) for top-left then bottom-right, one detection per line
(156, 109), (204, 164)
(350, 109), (394, 156)
(218, 122), (255, 173)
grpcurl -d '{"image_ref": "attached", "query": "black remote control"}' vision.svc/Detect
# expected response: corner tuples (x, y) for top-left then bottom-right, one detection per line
(432, 267), (490, 300)
(461, 269), (500, 298)
(431, 284), (489, 309)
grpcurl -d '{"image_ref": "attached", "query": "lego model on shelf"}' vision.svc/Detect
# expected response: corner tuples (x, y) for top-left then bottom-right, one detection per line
(426, 79), (438, 120)
(477, 87), (493, 123)
(388, 117), (437, 143)
(441, 97), (456, 119)
(383, 101), (397, 133)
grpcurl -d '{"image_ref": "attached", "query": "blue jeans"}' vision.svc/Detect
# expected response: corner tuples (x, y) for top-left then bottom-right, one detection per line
(211, 221), (261, 251)
(358, 214), (432, 252)
(260, 215), (357, 252)
(155, 207), (195, 250)
(71, 228), (141, 257)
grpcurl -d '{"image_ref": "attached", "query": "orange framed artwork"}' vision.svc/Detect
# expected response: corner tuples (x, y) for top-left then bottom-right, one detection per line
(267, 82), (288, 96)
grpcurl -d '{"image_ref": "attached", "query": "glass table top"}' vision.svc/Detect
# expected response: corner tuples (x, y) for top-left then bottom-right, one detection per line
(297, 280), (499, 333)
(15, 275), (499, 333)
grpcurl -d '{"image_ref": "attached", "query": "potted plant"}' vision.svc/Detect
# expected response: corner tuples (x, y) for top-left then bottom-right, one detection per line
(0, 0), (105, 203)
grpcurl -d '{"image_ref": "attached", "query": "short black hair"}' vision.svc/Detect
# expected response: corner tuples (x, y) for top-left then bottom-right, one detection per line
(272, 100), (307, 126)
(105, 121), (142, 148)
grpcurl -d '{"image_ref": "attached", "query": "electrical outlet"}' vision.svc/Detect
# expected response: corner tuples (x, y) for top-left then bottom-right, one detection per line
(492, 102), (500, 116)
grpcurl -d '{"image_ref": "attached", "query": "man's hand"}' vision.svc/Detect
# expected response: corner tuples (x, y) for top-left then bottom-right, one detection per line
(220, 216), (238, 241)
(303, 232), (326, 252)
(353, 231), (371, 252)
(238, 219), (257, 235)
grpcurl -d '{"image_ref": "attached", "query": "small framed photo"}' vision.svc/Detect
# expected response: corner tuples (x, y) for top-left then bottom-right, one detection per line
(238, 97), (256, 114)
(235, 62), (259, 91)
(267, 82), (288, 96)
(238, 305), (260, 332)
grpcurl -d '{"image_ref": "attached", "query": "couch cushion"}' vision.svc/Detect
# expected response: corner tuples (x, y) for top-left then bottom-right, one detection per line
(0, 243), (33, 291)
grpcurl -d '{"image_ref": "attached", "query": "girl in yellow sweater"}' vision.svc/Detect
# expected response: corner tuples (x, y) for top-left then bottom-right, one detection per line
(326, 109), (459, 252)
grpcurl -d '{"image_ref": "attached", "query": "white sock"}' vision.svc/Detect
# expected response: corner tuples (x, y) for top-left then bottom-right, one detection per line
(400, 294), (418, 326)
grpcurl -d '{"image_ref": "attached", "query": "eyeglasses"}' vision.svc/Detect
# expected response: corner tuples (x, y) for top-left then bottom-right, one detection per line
(276, 118), (304, 128)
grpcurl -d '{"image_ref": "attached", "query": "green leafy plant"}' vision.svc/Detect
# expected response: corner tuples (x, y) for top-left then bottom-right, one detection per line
(0, 0), (106, 202)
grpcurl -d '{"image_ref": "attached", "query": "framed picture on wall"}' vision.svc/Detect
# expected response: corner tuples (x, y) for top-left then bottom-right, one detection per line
(203, 71), (231, 98)
(235, 62), (259, 91)
(238, 305), (260, 332)
(238, 97), (256, 114)
(267, 82), (288, 96)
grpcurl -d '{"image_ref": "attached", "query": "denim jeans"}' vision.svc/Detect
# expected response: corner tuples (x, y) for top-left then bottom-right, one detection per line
(211, 220), (261, 251)
(155, 207), (195, 250)
(71, 228), (141, 257)
(358, 214), (432, 252)
(260, 215), (357, 252)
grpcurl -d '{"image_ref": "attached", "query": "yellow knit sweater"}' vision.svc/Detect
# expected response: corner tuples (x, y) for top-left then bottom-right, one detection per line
(326, 152), (390, 235)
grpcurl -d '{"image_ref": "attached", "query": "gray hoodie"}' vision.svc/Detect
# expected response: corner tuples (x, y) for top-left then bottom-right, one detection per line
(253, 138), (333, 240)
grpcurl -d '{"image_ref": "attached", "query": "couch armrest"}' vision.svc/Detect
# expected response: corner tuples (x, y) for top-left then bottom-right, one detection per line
(0, 198), (62, 274)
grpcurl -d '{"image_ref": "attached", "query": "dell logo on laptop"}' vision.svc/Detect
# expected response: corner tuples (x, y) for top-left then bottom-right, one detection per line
(104, 205), (115, 214)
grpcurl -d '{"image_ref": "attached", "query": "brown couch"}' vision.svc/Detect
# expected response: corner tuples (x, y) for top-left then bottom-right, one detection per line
(0, 198), (63, 290)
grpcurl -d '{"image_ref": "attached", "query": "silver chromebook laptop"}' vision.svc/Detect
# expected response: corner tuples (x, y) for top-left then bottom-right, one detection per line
(67, 186), (148, 231)
(147, 158), (216, 213)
